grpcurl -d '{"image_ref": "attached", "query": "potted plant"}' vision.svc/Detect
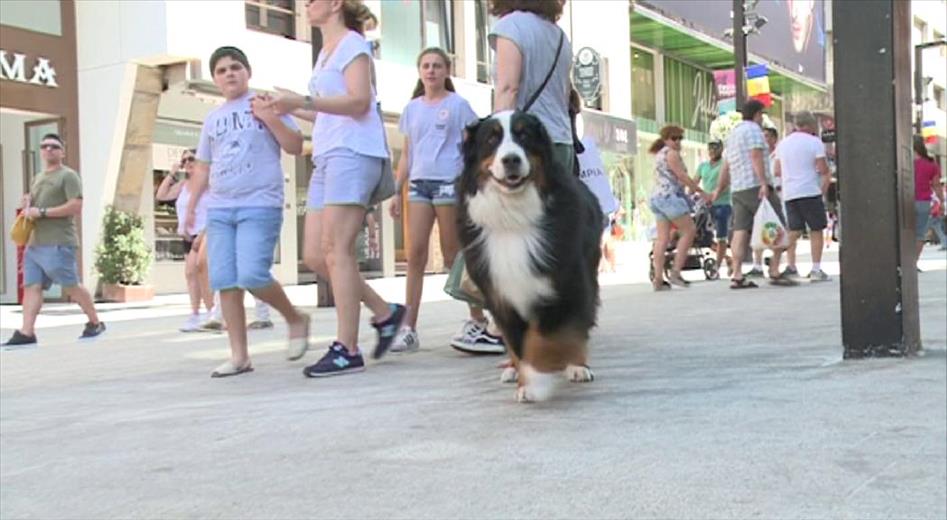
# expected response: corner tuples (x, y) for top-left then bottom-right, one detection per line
(95, 206), (154, 302)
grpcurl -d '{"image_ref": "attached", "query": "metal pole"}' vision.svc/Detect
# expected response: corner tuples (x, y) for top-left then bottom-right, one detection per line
(915, 44), (923, 134)
(834, 0), (918, 358)
(733, 0), (746, 108)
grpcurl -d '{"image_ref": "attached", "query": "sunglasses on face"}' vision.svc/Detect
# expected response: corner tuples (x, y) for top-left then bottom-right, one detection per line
(182, 156), (196, 163)
(40, 143), (62, 150)
(670, 136), (683, 142)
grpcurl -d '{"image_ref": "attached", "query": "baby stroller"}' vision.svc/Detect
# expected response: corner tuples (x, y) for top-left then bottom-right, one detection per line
(648, 197), (721, 282)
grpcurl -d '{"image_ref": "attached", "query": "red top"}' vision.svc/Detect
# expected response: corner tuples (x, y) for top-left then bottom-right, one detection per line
(914, 158), (939, 201)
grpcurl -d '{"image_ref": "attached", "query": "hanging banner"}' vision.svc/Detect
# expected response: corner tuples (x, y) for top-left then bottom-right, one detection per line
(746, 63), (772, 107)
(922, 120), (937, 144)
(713, 69), (736, 115)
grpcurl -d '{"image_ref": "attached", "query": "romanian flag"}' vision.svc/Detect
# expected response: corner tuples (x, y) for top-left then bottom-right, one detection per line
(746, 64), (772, 107)
(922, 120), (937, 144)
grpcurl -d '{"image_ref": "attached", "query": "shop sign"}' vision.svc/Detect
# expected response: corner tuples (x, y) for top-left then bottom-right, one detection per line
(572, 47), (602, 105)
(0, 50), (58, 87)
(581, 110), (637, 155)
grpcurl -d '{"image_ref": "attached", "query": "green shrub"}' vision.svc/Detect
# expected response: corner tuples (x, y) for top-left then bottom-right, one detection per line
(94, 206), (152, 285)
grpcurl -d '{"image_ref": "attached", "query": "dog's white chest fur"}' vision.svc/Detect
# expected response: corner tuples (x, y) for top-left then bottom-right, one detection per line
(466, 183), (554, 318)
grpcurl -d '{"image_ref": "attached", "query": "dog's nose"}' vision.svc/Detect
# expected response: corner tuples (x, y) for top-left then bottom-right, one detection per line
(501, 154), (522, 170)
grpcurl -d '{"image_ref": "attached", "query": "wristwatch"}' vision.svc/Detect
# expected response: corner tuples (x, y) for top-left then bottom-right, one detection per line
(40, 207), (48, 218)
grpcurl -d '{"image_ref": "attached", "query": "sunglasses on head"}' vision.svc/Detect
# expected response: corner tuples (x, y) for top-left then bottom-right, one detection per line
(40, 143), (62, 151)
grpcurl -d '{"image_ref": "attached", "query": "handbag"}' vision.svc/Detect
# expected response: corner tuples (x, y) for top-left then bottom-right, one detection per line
(444, 253), (485, 306)
(10, 213), (34, 247)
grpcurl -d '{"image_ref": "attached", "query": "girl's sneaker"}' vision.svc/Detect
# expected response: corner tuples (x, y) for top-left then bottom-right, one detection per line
(390, 327), (420, 353)
(370, 303), (407, 359)
(304, 342), (366, 378)
(180, 313), (202, 333)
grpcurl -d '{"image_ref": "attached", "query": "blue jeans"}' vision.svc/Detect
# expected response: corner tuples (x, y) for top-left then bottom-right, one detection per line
(207, 207), (282, 291)
(710, 204), (732, 240)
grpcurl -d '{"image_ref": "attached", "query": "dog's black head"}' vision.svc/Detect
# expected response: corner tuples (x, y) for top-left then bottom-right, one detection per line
(461, 110), (556, 194)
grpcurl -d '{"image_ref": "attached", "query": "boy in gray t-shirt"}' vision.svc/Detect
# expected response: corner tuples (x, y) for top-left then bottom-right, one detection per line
(189, 46), (311, 378)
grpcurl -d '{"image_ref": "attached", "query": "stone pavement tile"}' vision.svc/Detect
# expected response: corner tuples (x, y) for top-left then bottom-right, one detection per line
(1, 267), (945, 519)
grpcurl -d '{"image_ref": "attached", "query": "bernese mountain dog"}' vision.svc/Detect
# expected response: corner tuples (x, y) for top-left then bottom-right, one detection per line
(457, 110), (603, 403)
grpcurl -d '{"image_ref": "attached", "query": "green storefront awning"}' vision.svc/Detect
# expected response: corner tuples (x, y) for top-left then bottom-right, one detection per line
(630, 6), (826, 97)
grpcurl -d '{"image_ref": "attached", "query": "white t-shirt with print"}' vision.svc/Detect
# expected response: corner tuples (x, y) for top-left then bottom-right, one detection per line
(399, 92), (478, 182)
(196, 92), (300, 208)
(774, 132), (826, 201)
(309, 30), (388, 159)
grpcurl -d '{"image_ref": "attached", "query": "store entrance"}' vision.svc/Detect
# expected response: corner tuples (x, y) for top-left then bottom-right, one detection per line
(0, 108), (65, 303)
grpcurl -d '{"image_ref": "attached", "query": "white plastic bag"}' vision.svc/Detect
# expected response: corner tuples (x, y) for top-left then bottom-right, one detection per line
(751, 198), (789, 250)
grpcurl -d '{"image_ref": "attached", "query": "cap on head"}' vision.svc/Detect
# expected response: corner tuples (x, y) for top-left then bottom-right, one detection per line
(41, 133), (64, 147)
(209, 46), (251, 75)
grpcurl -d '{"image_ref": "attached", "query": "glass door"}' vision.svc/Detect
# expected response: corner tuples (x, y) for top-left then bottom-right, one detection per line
(23, 118), (65, 299)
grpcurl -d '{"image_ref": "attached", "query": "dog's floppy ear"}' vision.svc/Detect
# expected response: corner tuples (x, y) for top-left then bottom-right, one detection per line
(462, 117), (485, 164)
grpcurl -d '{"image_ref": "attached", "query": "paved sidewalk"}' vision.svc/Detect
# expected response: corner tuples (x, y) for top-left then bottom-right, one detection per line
(1, 248), (945, 519)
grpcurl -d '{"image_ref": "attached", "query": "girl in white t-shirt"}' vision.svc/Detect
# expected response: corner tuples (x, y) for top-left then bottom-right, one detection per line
(387, 48), (504, 356)
(267, 0), (405, 377)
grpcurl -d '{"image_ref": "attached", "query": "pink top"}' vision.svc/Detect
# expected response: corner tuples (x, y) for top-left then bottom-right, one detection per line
(914, 158), (939, 201)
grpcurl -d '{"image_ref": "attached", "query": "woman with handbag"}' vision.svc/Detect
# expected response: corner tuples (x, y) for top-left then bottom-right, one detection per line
(388, 48), (504, 356)
(266, 0), (405, 377)
(490, 0), (575, 173)
(155, 148), (214, 332)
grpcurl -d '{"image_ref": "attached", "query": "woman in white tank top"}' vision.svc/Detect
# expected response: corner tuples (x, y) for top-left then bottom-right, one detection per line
(156, 148), (213, 331)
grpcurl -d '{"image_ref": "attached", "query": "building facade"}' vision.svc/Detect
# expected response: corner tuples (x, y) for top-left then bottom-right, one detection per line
(0, 0), (638, 301)
(1, 0), (80, 303)
(911, 0), (947, 179)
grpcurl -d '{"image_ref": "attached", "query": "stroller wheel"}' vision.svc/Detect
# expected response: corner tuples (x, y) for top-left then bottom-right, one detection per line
(703, 257), (719, 280)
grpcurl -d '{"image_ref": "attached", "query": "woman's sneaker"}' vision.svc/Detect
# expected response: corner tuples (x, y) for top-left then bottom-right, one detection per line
(180, 314), (202, 333)
(450, 320), (505, 355)
(371, 303), (408, 359)
(303, 342), (365, 378)
(390, 327), (420, 353)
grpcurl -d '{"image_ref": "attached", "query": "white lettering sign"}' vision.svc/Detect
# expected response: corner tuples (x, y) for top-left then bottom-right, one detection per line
(0, 50), (57, 87)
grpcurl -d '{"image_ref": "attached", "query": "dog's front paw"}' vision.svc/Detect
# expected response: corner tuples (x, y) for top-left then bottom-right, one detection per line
(515, 386), (535, 403)
(565, 364), (594, 383)
(500, 366), (518, 383)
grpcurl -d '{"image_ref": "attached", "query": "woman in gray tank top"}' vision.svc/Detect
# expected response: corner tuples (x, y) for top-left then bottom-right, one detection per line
(489, 0), (574, 174)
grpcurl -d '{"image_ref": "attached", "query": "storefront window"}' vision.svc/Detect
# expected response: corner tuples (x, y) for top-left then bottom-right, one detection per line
(664, 57), (715, 134)
(0, 0), (61, 36)
(380, 0), (454, 68)
(245, 0), (295, 39)
(631, 48), (656, 120)
(475, 0), (495, 83)
(151, 121), (201, 263)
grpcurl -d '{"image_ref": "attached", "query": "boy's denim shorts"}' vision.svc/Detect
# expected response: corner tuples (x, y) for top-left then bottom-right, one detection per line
(24, 245), (80, 289)
(307, 150), (383, 210)
(408, 179), (457, 206)
(206, 207), (282, 291)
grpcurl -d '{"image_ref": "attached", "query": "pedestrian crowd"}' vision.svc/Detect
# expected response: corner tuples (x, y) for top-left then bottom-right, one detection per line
(5, 1), (945, 376)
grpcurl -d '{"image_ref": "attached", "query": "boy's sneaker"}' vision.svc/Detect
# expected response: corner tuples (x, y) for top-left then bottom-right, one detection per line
(180, 314), (202, 333)
(247, 320), (274, 330)
(745, 267), (765, 278)
(303, 342), (365, 378)
(781, 266), (799, 278)
(390, 327), (420, 353)
(79, 321), (106, 339)
(370, 303), (407, 359)
(451, 320), (506, 355)
(808, 269), (830, 282)
(2, 330), (37, 348)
